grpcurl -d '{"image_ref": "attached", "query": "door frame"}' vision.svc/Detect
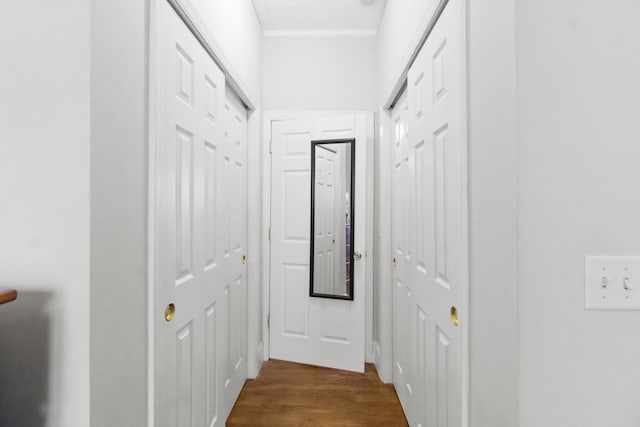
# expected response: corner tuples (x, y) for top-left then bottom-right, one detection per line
(262, 111), (375, 364)
(147, 1), (261, 425)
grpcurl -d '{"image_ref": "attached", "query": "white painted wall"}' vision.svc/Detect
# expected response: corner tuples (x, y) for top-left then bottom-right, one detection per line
(191, 0), (263, 104)
(90, 0), (148, 426)
(516, 1), (640, 426)
(376, 0), (442, 106)
(0, 2), (90, 426)
(467, 1), (519, 425)
(262, 36), (377, 111)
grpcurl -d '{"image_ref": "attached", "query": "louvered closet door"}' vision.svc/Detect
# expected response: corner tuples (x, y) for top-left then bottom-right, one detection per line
(393, 0), (466, 425)
(155, 1), (247, 425)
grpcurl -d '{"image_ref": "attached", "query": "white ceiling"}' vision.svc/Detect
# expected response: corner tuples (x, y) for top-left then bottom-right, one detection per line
(252, 0), (387, 36)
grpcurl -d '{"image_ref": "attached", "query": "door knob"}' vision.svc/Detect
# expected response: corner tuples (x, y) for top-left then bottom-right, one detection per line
(165, 303), (176, 322)
(392, 257), (397, 267)
(242, 255), (246, 264)
(353, 251), (362, 261)
(450, 306), (459, 326)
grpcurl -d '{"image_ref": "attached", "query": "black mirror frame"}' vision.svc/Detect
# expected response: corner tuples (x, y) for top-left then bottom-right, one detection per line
(309, 138), (356, 300)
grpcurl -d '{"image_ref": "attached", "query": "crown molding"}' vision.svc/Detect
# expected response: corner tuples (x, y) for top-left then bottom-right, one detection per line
(263, 29), (378, 38)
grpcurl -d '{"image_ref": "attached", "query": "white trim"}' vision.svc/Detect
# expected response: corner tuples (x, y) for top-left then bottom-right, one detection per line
(364, 112), (375, 364)
(247, 108), (264, 379)
(147, 1), (160, 425)
(382, 0), (448, 110)
(373, 106), (393, 384)
(262, 110), (375, 366)
(460, 0), (470, 424)
(261, 114), (272, 362)
(166, 0), (258, 110)
(263, 29), (377, 38)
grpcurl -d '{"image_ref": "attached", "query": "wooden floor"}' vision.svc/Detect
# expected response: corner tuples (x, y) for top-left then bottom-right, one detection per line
(227, 359), (408, 426)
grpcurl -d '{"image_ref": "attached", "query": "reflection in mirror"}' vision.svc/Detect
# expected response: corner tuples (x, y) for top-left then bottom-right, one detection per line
(310, 139), (355, 300)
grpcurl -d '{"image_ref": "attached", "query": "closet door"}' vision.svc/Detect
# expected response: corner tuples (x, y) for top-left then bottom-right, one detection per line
(221, 87), (248, 420)
(393, 0), (466, 425)
(391, 89), (415, 421)
(155, 1), (247, 425)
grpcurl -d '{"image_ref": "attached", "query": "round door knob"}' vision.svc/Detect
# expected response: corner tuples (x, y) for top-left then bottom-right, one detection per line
(242, 255), (246, 264)
(165, 303), (176, 322)
(353, 252), (362, 261)
(392, 257), (397, 267)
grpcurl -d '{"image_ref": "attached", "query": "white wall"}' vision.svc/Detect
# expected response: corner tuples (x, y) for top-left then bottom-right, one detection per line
(191, 0), (263, 104)
(376, 0), (442, 106)
(516, 1), (640, 426)
(263, 36), (377, 111)
(0, 2), (90, 426)
(90, 0), (149, 426)
(467, 1), (519, 425)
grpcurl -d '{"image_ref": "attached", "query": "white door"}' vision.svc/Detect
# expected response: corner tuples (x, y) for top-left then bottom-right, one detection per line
(155, 1), (247, 425)
(221, 87), (249, 416)
(391, 89), (413, 413)
(269, 114), (368, 372)
(393, 0), (466, 425)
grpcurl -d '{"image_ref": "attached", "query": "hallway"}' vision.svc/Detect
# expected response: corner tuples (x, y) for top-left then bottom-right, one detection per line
(3, 0), (640, 425)
(227, 360), (407, 426)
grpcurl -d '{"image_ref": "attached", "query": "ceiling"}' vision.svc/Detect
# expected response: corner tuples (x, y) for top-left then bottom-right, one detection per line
(252, 0), (387, 35)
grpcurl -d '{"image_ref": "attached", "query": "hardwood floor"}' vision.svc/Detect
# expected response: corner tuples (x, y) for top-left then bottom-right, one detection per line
(227, 359), (408, 426)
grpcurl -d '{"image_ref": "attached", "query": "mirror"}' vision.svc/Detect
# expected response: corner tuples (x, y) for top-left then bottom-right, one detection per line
(309, 139), (355, 300)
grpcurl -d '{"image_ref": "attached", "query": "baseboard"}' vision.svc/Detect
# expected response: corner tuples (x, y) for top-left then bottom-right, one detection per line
(254, 340), (264, 378)
(373, 340), (382, 362)
(373, 340), (393, 384)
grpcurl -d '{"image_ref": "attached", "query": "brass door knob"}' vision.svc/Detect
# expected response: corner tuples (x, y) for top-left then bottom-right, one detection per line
(392, 257), (397, 267)
(242, 255), (246, 264)
(165, 303), (176, 322)
(353, 252), (362, 261)
(450, 306), (458, 326)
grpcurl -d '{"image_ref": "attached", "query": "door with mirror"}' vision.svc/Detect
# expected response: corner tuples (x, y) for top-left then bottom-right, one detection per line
(269, 114), (370, 372)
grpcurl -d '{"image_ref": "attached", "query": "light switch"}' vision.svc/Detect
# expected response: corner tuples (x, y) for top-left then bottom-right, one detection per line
(585, 255), (640, 310)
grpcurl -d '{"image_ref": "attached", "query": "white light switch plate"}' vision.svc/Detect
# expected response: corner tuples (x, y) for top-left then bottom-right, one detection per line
(585, 255), (640, 310)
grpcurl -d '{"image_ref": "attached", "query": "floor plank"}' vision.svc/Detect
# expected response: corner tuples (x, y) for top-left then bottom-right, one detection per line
(227, 359), (408, 426)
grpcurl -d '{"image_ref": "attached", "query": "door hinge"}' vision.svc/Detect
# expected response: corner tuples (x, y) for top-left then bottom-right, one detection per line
(269, 140), (272, 154)
(267, 313), (270, 328)
(268, 227), (271, 241)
